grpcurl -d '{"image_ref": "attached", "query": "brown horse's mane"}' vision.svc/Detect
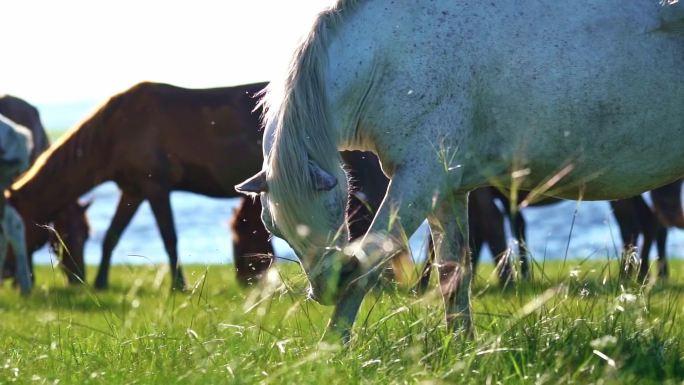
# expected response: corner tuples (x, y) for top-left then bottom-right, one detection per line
(8, 90), (127, 220)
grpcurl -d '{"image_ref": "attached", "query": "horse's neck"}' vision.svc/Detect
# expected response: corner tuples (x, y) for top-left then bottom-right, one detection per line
(11, 172), (93, 226)
(11, 130), (104, 224)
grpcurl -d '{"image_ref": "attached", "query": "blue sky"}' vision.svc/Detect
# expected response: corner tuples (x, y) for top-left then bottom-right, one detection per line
(2, 0), (331, 103)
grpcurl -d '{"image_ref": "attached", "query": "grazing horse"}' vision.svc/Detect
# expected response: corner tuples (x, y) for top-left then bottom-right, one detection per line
(0, 95), (89, 284)
(9, 82), (274, 290)
(237, 0), (684, 341)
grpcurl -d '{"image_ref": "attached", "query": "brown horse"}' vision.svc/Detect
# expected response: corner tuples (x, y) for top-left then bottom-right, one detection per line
(8, 82), (276, 290)
(0, 95), (89, 284)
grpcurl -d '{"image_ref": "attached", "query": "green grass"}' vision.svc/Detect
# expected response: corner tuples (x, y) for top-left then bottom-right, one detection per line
(1, 260), (683, 384)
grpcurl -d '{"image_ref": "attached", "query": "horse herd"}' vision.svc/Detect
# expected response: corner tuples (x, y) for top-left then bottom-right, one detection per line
(3, 0), (684, 341)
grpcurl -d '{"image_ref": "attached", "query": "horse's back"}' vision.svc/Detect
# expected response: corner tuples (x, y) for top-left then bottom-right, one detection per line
(105, 82), (267, 196)
(336, 0), (684, 200)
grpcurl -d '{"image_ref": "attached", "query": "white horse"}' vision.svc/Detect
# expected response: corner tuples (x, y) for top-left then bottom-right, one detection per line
(237, 0), (684, 341)
(0, 114), (33, 295)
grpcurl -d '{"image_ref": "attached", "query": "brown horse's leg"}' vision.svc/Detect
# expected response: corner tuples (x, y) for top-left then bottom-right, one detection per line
(487, 223), (512, 287)
(656, 224), (669, 279)
(231, 198), (274, 286)
(94, 193), (143, 289)
(414, 235), (434, 295)
(471, 188), (511, 286)
(610, 199), (640, 278)
(512, 212), (529, 280)
(496, 193), (529, 280)
(469, 228), (484, 274)
(633, 196), (656, 282)
(148, 192), (186, 291)
(468, 201), (484, 274)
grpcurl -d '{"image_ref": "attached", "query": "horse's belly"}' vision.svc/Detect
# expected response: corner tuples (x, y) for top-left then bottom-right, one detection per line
(505, 119), (684, 201)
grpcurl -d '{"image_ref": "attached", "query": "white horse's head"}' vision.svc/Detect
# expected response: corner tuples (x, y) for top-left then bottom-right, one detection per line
(236, 1), (371, 305)
(237, 119), (358, 305)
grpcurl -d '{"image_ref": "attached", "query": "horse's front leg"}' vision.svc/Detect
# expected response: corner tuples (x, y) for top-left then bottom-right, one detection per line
(325, 168), (439, 343)
(428, 193), (473, 336)
(5, 206), (31, 296)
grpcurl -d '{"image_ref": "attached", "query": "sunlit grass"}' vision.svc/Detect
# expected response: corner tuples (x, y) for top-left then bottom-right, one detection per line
(1, 260), (683, 384)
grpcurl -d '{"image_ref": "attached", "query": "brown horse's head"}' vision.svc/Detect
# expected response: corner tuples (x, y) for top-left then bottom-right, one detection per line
(230, 198), (274, 287)
(51, 201), (91, 284)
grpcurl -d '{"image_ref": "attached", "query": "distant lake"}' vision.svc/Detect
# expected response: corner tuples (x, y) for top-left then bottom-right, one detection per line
(29, 100), (684, 269)
(38, 100), (101, 134)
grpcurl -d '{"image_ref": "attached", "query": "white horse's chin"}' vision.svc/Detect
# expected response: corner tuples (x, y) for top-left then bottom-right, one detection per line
(306, 255), (361, 306)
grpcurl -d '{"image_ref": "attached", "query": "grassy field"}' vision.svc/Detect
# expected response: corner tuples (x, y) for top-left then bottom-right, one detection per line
(1, 259), (683, 384)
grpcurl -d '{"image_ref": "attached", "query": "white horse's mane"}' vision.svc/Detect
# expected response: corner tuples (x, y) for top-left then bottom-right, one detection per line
(258, 0), (362, 253)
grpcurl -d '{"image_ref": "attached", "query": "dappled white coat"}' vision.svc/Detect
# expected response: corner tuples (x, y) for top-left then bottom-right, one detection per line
(241, 0), (684, 340)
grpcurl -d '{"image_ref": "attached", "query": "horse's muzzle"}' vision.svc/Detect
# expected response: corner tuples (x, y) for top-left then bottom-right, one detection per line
(307, 256), (361, 306)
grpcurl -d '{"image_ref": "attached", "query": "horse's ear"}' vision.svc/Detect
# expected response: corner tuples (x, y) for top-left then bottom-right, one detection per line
(236, 170), (268, 194)
(80, 197), (94, 211)
(308, 161), (337, 191)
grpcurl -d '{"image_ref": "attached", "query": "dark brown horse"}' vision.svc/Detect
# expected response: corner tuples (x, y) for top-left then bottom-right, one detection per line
(8, 82), (276, 290)
(0, 95), (89, 284)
